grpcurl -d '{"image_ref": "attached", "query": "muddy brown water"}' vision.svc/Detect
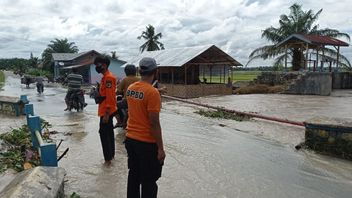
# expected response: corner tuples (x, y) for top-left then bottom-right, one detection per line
(1, 73), (352, 198)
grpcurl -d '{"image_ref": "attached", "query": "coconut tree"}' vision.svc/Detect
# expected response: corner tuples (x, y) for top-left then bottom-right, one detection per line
(137, 24), (164, 52)
(41, 38), (79, 71)
(248, 3), (350, 70)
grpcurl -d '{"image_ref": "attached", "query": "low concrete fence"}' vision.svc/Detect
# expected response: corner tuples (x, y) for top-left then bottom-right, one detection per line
(0, 103), (66, 198)
(25, 104), (58, 166)
(0, 95), (28, 116)
(164, 84), (232, 98)
(304, 117), (352, 159)
(332, 72), (352, 89)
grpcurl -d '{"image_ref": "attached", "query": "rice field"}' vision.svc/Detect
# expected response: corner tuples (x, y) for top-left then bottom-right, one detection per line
(202, 71), (261, 83)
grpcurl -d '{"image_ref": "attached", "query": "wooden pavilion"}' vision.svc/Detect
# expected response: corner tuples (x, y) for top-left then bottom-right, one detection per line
(126, 45), (242, 98)
(276, 34), (349, 71)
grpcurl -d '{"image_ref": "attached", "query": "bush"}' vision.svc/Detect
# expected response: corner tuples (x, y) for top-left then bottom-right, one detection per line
(195, 109), (251, 121)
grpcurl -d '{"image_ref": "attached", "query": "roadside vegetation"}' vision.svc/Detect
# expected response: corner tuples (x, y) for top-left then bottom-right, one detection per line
(195, 109), (251, 121)
(0, 120), (52, 173)
(0, 70), (5, 86)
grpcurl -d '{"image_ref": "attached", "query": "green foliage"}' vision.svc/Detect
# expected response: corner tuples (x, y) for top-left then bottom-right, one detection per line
(195, 109), (250, 121)
(0, 120), (52, 173)
(248, 3), (351, 70)
(0, 58), (31, 72)
(26, 68), (52, 77)
(42, 38), (79, 71)
(0, 126), (31, 146)
(69, 192), (81, 198)
(138, 24), (164, 52)
(0, 125), (39, 173)
(0, 70), (4, 85)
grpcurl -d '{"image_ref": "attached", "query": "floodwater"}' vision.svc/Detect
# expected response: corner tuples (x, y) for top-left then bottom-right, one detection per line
(1, 72), (352, 198)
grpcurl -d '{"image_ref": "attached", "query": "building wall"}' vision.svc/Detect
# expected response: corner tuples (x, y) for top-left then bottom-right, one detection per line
(89, 59), (126, 84)
(164, 84), (232, 98)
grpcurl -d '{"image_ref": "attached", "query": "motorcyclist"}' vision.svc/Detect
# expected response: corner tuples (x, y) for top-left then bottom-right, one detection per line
(115, 64), (140, 128)
(36, 76), (44, 94)
(64, 68), (87, 111)
(24, 75), (31, 88)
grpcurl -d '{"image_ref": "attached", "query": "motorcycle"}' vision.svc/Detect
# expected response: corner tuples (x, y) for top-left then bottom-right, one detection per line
(68, 89), (86, 112)
(115, 95), (128, 129)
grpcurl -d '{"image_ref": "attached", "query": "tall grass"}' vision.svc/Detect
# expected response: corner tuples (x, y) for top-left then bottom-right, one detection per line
(0, 70), (5, 83)
(0, 70), (5, 88)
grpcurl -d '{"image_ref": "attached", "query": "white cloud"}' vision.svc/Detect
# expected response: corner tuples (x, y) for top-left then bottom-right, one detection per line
(0, 0), (350, 67)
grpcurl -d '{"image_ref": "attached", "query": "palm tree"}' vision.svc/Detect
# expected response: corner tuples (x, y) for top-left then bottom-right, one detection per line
(42, 38), (79, 71)
(248, 3), (350, 71)
(137, 24), (165, 52)
(110, 51), (118, 59)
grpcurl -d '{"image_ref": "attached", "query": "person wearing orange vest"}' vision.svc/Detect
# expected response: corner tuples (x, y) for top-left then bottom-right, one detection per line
(94, 55), (117, 166)
(125, 57), (165, 198)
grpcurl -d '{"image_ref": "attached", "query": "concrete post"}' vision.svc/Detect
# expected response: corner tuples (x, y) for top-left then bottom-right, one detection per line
(28, 116), (41, 148)
(40, 143), (58, 166)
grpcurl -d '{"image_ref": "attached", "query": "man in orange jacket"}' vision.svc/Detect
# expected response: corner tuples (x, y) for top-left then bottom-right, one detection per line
(94, 55), (117, 166)
(125, 57), (165, 198)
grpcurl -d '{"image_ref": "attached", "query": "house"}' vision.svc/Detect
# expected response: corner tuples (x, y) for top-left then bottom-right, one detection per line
(125, 45), (242, 98)
(52, 50), (126, 84)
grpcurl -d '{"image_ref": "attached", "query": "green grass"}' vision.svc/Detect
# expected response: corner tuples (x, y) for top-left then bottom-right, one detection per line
(202, 71), (261, 83)
(0, 70), (4, 83)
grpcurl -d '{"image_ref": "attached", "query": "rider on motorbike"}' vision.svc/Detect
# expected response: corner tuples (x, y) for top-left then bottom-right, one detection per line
(64, 68), (87, 111)
(115, 64), (140, 128)
(36, 76), (44, 94)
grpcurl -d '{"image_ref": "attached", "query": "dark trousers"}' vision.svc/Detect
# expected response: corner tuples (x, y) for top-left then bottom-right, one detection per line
(125, 138), (163, 198)
(99, 116), (115, 161)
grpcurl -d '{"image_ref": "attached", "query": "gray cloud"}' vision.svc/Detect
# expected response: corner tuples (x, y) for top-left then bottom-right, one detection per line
(0, 0), (350, 67)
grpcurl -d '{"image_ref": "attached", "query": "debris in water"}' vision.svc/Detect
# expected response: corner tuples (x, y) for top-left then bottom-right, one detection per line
(195, 109), (250, 121)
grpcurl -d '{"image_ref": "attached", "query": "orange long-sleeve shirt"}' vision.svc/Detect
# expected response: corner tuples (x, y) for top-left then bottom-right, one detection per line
(98, 71), (117, 117)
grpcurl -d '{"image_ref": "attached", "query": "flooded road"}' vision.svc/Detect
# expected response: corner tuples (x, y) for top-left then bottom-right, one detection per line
(1, 73), (352, 198)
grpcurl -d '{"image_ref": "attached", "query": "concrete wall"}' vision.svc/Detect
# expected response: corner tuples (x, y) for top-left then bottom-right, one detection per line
(284, 72), (332, 96)
(332, 72), (352, 89)
(164, 84), (232, 98)
(304, 117), (352, 160)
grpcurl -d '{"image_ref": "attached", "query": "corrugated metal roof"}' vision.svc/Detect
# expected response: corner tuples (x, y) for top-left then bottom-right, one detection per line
(52, 50), (100, 61)
(303, 34), (349, 46)
(124, 45), (242, 67)
(277, 34), (349, 47)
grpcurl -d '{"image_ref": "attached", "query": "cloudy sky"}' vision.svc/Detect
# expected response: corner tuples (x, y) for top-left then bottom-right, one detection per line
(0, 0), (351, 66)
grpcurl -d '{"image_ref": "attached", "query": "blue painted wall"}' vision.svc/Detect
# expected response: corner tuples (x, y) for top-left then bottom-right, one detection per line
(89, 59), (126, 84)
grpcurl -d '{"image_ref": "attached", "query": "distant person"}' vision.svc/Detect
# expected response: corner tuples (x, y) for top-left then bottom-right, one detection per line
(115, 64), (140, 128)
(227, 77), (232, 87)
(24, 75), (31, 88)
(36, 76), (44, 93)
(64, 68), (85, 111)
(94, 55), (117, 166)
(125, 57), (165, 198)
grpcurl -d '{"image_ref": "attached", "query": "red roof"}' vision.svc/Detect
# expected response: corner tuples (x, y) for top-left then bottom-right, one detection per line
(277, 34), (349, 47)
(302, 34), (349, 46)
